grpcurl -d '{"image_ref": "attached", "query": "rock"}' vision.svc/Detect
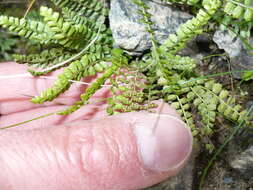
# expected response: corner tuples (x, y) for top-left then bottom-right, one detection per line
(230, 146), (253, 179)
(109, 0), (192, 54)
(143, 149), (196, 190)
(213, 30), (253, 79)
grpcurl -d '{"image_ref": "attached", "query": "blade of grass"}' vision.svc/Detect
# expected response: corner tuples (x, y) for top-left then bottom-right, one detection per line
(0, 112), (56, 130)
(198, 104), (253, 190)
(179, 69), (253, 86)
(23, 0), (36, 18)
(228, 0), (253, 11)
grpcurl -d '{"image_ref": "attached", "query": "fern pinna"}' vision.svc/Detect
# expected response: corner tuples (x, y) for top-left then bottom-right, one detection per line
(0, 0), (252, 149)
(131, 0), (252, 148)
(0, 0), (114, 106)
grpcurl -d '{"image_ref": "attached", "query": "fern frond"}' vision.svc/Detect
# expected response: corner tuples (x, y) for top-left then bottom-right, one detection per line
(28, 43), (112, 76)
(31, 55), (90, 104)
(58, 48), (128, 115)
(0, 16), (54, 44)
(160, 0), (221, 54)
(107, 70), (157, 115)
(133, 0), (160, 61)
(73, 0), (108, 15)
(30, 52), (113, 102)
(40, 6), (94, 49)
(219, 15), (252, 38)
(189, 80), (249, 133)
(27, 54), (77, 76)
(202, 80), (249, 123)
(58, 66), (119, 115)
(62, 8), (107, 32)
(163, 0), (201, 6)
(162, 54), (197, 71)
(13, 48), (73, 67)
(61, 8), (113, 46)
(58, 65), (118, 115)
(85, 44), (112, 60)
(224, 0), (253, 22)
(176, 96), (198, 135)
(191, 85), (217, 135)
(1, 0), (251, 149)
(163, 76), (252, 135)
(51, 0), (107, 21)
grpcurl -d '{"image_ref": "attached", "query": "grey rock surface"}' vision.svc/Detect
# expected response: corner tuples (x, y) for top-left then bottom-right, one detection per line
(109, 0), (192, 54)
(143, 150), (196, 190)
(230, 146), (253, 179)
(213, 30), (253, 79)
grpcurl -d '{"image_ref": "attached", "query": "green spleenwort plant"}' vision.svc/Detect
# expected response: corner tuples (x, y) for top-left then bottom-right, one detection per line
(0, 0), (252, 151)
(0, 30), (17, 61)
(133, 0), (252, 139)
(218, 0), (253, 39)
(224, 0), (253, 21)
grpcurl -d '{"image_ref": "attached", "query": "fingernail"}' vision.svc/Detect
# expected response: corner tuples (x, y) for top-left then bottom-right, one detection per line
(133, 114), (192, 172)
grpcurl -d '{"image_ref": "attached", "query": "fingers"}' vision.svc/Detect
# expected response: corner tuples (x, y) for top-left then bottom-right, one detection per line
(0, 104), (192, 190)
(0, 102), (108, 131)
(0, 62), (110, 115)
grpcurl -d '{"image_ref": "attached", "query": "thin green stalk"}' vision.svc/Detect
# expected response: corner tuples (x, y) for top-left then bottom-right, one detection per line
(227, 0), (253, 11)
(179, 70), (253, 86)
(23, 0), (36, 18)
(0, 112), (56, 130)
(198, 104), (253, 189)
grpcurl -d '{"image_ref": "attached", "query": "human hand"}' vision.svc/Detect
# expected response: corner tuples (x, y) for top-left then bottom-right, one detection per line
(0, 62), (192, 190)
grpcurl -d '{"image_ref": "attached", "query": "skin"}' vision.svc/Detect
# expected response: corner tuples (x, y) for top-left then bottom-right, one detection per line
(0, 62), (193, 190)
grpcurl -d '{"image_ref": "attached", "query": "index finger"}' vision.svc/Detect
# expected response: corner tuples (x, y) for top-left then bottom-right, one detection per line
(0, 62), (109, 115)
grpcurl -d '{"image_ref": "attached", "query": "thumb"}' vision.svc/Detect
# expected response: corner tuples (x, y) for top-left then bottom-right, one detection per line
(0, 105), (192, 190)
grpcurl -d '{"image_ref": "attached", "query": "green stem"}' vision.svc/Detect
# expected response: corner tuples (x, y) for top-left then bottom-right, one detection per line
(198, 104), (253, 189)
(0, 112), (56, 130)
